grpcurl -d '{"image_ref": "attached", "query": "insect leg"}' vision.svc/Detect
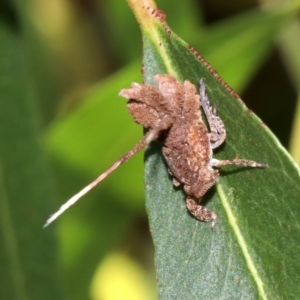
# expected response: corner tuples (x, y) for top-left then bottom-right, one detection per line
(199, 79), (226, 149)
(186, 197), (217, 230)
(211, 158), (268, 169)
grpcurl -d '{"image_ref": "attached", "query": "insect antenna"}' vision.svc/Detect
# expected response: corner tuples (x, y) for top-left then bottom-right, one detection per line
(44, 117), (172, 228)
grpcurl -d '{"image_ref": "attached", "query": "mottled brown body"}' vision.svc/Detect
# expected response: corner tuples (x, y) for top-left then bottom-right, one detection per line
(121, 75), (267, 229)
(45, 74), (267, 228)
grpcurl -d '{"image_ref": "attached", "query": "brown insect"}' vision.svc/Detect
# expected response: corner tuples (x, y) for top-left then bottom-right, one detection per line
(45, 75), (267, 228)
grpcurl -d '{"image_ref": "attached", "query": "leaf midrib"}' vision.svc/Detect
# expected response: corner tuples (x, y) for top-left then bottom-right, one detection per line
(217, 183), (267, 300)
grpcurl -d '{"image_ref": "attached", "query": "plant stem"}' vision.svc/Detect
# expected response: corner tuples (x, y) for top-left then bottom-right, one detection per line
(126, 0), (158, 30)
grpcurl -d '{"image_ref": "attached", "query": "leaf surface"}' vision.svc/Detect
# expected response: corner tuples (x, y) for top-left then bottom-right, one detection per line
(127, 1), (300, 299)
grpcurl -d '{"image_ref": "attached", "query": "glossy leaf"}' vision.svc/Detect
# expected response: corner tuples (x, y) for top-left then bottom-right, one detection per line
(196, 4), (299, 91)
(127, 1), (300, 299)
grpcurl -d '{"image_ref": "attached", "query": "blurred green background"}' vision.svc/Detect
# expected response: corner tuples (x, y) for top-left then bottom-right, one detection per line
(1, 0), (300, 299)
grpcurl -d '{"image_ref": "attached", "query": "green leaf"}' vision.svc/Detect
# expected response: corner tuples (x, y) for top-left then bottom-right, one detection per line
(0, 10), (64, 300)
(128, 1), (300, 299)
(196, 4), (298, 91)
